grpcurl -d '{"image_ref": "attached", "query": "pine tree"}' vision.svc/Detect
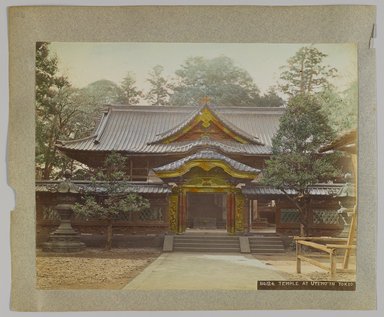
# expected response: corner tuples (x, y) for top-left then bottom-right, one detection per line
(35, 42), (75, 179)
(279, 46), (337, 97)
(169, 56), (261, 106)
(118, 72), (143, 105)
(146, 65), (170, 105)
(73, 152), (150, 250)
(262, 94), (340, 235)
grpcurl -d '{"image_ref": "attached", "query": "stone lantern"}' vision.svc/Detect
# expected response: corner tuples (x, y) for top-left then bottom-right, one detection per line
(42, 170), (85, 252)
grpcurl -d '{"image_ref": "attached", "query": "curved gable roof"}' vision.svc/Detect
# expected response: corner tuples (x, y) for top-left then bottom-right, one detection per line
(148, 104), (263, 145)
(56, 105), (284, 156)
(153, 149), (260, 179)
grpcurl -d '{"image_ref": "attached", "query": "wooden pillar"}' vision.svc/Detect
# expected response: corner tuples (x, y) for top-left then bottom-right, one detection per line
(343, 205), (357, 269)
(178, 189), (187, 233)
(248, 199), (252, 233)
(252, 199), (258, 220)
(129, 160), (133, 180)
(227, 192), (235, 234)
(330, 249), (337, 278)
(296, 241), (302, 273)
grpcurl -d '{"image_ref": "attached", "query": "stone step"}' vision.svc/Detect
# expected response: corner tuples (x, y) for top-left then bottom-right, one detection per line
(174, 238), (239, 243)
(168, 234), (286, 254)
(249, 243), (284, 249)
(248, 236), (285, 254)
(173, 246), (241, 252)
(251, 248), (285, 253)
(249, 235), (282, 239)
(250, 244), (285, 249)
(249, 238), (282, 242)
(249, 241), (283, 246)
(172, 235), (241, 253)
(174, 242), (239, 248)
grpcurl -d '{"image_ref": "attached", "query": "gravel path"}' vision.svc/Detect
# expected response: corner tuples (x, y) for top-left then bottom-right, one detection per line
(36, 248), (161, 289)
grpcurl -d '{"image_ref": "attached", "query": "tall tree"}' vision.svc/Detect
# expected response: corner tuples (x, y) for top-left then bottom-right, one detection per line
(318, 81), (358, 133)
(73, 152), (150, 250)
(145, 65), (170, 105)
(279, 46), (337, 97)
(262, 94), (340, 235)
(73, 79), (122, 136)
(257, 87), (285, 107)
(169, 56), (261, 107)
(81, 79), (121, 106)
(35, 42), (78, 179)
(118, 72), (143, 105)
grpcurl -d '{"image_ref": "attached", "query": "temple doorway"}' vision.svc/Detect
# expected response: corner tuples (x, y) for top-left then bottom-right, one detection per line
(186, 192), (227, 229)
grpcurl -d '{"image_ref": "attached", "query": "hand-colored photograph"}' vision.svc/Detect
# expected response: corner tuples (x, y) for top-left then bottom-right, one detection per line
(35, 42), (357, 291)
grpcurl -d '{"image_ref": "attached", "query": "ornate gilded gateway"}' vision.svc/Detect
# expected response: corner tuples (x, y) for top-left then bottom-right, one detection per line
(158, 161), (254, 234)
(147, 105), (261, 234)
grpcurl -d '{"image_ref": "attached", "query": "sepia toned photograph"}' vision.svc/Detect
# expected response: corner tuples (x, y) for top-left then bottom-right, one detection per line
(35, 42), (358, 291)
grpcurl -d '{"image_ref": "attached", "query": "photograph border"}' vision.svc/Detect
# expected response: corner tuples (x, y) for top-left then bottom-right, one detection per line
(6, 4), (377, 312)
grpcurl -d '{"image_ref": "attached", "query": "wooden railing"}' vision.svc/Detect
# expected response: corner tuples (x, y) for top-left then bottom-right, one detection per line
(294, 236), (356, 278)
(295, 205), (356, 278)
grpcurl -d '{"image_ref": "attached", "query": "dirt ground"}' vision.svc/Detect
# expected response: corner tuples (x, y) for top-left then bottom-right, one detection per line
(36, 249), (356, 290)
(36, 248), (161, 289)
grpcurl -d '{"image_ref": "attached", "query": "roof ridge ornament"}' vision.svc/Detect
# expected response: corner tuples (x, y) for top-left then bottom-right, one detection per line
(147, 103), (264, 146)
(199, 96), (211, 106)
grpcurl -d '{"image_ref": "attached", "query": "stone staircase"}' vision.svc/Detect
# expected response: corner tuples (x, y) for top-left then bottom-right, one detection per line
(248, 235), (285, 253)
(172, 235), (241, 252)
(163, 233), (285, 254)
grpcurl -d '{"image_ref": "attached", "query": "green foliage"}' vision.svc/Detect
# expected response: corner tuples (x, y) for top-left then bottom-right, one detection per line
(74, 79), (122, 130)
(35, 42), (81, 179)
(256, 87), (284, 108)
(73, 152), (150, 221)
(35, 42), (70, 110)
(35, 43), (124, 179)
(117, 72), (143, 105)
(262, 94), (340, 234)
(169, 56), (262, 106)
(74, 193), (150, 221)
(279, 46), (337, 97)
(145, 65), (171, 105)
(317, 81), (358, 133)
(81, 79), (121, 106)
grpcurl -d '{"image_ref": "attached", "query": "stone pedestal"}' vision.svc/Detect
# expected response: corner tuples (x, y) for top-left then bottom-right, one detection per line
(42, 170), (85, 252)
(42, 201), (85, 252)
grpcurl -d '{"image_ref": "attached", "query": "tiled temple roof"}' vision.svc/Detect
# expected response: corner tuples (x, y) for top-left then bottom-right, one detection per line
(56, 105), (283, 155)
(36, 180), (171, 194)
(242, 183), (355, 197)
(148, 104), (263, 145)
(36, 181), (353, 197)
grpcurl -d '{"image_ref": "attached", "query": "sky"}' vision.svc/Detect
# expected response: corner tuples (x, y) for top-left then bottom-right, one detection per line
(50, 42), (357, 96)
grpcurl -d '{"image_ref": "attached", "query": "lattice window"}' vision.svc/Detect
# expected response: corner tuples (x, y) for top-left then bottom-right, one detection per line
(139, 206), (164, 221)
(313, 209), (340, 225)
(114, 206), (164, 221)
(280, 208), (300, 223)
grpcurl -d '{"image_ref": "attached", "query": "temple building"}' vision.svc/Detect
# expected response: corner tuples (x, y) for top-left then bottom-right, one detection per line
(36, 104), (355, 241)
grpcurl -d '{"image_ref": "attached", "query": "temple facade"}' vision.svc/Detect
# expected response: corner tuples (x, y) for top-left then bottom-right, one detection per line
(36, 104), (355, 240)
